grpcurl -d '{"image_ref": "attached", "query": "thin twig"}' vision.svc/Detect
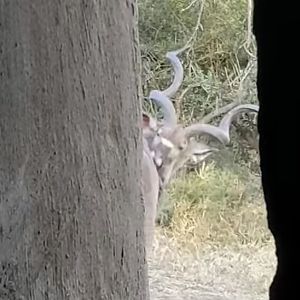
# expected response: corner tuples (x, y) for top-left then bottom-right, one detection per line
(246, 0), (253, 48)
(243, 43), (256, 59)
(181, 0), (199, 12)
(176, 84), (201, 118)
(181, 0), (206, 54)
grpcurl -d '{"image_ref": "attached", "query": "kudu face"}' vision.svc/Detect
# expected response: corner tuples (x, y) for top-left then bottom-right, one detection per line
(143, 113), (217, 188)
(150, 124), (215, 187)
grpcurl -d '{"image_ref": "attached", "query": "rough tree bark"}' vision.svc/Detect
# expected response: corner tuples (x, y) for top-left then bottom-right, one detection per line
(0, 1), (148, 299)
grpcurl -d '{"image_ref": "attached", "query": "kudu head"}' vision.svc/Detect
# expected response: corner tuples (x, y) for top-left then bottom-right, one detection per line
(143, 48), (259, 189)
(149, 90), (259, 188)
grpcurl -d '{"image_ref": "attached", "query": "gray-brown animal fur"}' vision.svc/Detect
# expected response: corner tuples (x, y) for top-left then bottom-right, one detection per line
(142, 136), (160, 254)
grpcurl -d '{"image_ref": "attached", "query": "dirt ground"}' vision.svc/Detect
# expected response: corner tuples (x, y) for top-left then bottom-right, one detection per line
(148, 230), (276, 300)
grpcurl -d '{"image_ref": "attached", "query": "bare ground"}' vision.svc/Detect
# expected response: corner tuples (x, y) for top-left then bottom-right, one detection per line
(148, 229), (277, 300)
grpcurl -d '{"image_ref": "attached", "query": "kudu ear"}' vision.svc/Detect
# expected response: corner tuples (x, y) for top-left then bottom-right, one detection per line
(142, 113), (150, 128)
(188, 140), (219, 163)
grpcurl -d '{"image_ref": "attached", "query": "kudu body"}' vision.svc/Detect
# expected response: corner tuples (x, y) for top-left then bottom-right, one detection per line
(141, 113), (165, 253)
(142, 136), (160, 253)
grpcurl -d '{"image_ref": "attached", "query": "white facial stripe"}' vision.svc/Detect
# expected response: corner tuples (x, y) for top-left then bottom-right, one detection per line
(160, 137), (175, 148)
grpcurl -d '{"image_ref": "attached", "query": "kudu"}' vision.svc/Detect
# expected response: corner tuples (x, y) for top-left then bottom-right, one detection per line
(141, 47), (259, 252)
(143, 48), (259, 190)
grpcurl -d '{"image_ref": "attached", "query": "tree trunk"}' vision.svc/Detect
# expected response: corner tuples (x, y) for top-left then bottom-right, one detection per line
(0, 1), (148, 299)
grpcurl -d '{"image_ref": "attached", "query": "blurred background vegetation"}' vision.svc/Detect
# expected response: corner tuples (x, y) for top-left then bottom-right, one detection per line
(138, 0), (270, 251)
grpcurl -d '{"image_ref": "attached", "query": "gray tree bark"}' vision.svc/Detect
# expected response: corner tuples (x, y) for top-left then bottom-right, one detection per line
(0, 1), (148, 299)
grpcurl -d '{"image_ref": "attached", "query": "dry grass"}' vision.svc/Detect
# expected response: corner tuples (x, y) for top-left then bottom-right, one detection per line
(148, 230), (276, 300)
(157, 162), (270, 249)
(148, 162), (276, 299)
